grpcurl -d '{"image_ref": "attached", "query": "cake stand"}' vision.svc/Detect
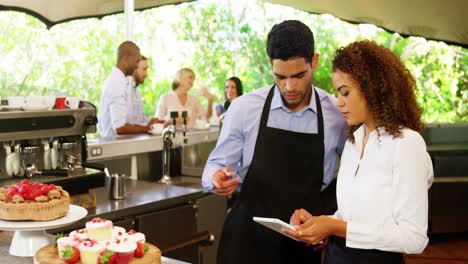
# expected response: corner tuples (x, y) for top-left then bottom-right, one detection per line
(0, 204), (87, 257)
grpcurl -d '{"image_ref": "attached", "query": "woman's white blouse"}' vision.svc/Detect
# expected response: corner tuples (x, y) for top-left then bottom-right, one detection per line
(154, 91), (205, 128)
(333, 125), (433, 254)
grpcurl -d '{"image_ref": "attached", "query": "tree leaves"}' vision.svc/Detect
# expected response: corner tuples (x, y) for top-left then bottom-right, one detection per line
(0, 1), (465, 122)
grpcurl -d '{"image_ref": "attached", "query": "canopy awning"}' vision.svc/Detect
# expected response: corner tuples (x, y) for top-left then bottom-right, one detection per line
(268, 0), (468, 47)
(0, 0), (193, 28)
(1, 0), (467, 47)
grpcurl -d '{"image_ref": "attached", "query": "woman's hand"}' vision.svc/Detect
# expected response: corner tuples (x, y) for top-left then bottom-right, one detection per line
(283, 215), (339, 245)
(289, 208), (313, 226)
(200, 85), (213, 101)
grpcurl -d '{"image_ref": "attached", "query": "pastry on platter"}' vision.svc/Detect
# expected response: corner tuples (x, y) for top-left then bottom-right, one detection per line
(0, 180), (70, 221)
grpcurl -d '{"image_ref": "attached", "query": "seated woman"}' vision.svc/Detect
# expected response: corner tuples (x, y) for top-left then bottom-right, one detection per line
(214, 76), (244, 118)
(155, 68), (213, 128)
(284, 40), (434, 263)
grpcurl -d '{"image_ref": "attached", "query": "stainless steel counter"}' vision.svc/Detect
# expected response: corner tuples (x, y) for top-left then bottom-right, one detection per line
(87, 127), (219, 161)
(49, 178), (206, 232)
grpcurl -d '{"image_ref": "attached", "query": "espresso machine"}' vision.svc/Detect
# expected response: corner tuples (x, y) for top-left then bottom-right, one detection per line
(0, 104), (105, 194)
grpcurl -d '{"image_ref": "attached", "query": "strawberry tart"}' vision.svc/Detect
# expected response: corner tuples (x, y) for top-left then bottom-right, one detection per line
(0, 180), (70, 221)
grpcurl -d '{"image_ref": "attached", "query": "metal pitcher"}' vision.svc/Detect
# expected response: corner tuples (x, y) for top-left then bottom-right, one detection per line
(108, 173), (126, 200)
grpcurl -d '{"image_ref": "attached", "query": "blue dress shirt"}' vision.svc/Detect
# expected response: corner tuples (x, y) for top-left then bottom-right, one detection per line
(202, 85), (348, 192)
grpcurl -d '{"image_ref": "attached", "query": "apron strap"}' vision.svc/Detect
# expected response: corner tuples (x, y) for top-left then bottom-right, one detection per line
(259, 85), (324, 139)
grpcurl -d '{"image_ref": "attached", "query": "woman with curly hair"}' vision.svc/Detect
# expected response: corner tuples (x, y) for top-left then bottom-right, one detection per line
(284, 40), (434, 263)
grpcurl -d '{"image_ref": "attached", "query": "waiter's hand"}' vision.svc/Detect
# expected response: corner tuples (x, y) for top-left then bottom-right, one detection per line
(290, 208), (313, 226)
(211, 166), (240, 196)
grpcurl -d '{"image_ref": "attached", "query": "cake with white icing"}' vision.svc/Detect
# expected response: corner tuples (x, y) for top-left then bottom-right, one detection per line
(85, 217), (113, 241)
(78, 240), (105, 264)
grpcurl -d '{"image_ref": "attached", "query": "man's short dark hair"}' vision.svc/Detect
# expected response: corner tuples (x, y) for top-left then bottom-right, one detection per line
(266, 20), (315, 63)
(117, 41), (140, 62)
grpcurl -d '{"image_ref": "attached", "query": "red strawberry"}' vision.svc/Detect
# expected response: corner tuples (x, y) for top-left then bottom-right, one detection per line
(19, 184), (30, 195)
(7, 186), (18, 193)
(23, 192), (33, 201)
(48, 184), (57, 191)
(30, 189), (42, 199)
(61, 245), (80, 264)
(20, 179), (30, 186)
(98, 250), (116, 264)
(40, 185), (50, 195)
(134, 242), (145, 258)
(7, 188), (19, 201)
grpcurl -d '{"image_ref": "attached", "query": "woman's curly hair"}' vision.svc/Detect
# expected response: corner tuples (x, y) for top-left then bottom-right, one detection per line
(332, 40), (425, 143)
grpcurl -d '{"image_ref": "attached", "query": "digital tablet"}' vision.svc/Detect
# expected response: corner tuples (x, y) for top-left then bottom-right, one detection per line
(253, 217), (299, 241)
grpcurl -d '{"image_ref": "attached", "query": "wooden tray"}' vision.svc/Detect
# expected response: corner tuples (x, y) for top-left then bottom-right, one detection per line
(34, 242), (161, 264)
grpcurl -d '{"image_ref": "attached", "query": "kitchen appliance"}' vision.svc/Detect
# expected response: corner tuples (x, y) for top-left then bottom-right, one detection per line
(0, 103), (105, 194)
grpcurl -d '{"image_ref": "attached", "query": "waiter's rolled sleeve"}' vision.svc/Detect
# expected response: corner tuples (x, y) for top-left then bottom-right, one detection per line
(202, 164), (220, 191)
(202, 99), (245, 192)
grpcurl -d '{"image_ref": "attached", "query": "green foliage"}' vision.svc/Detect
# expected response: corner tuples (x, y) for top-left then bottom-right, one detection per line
(0, 0), (466, 122)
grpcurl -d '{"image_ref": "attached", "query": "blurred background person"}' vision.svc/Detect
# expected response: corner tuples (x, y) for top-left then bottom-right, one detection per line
(215, 76), (244, 117)
(126, 56), (164, 129)
(98, 44), (162, 137)
(154, 68), (213, 128)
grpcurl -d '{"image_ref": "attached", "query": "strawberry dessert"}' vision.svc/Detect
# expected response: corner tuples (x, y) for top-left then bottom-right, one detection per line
(126, 229), (146, 244)
(112, 226), (127, 241)
(46, 218), (161, 264)
(0, 180), (69, 221)
(86, 217), (113, 241)
(57, 236), (82, 259)
(70, 228), (88, 240)
(106, 240), (137, 264)
(78, 240), (105, 264)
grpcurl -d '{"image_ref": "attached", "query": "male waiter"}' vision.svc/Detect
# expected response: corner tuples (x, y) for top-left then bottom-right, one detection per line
(202, 20), (347, 263)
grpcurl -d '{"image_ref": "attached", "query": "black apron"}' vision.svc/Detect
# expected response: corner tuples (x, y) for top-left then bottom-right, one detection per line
(217, 85), (328, 264)
(324, 236), (405, 264)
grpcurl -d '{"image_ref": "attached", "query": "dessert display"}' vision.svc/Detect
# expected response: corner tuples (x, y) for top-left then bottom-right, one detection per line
(34, 217), (161, 264)
(57, 236), (82, 258)
(86, 217), (113, 241)
(112, 226), (127, 240)
(107, 241), (137, 263)
(126, 229), (146, 244)
(0, 180), (70, 221)
(70, 228), (88, 240)
(78, 240), (105, 264)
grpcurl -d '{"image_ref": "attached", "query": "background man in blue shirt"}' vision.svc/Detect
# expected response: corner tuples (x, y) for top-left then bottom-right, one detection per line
(202, 20), (347, 263)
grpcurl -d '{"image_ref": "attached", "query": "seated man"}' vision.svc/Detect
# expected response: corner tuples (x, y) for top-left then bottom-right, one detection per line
(98, 42), (162, 137)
